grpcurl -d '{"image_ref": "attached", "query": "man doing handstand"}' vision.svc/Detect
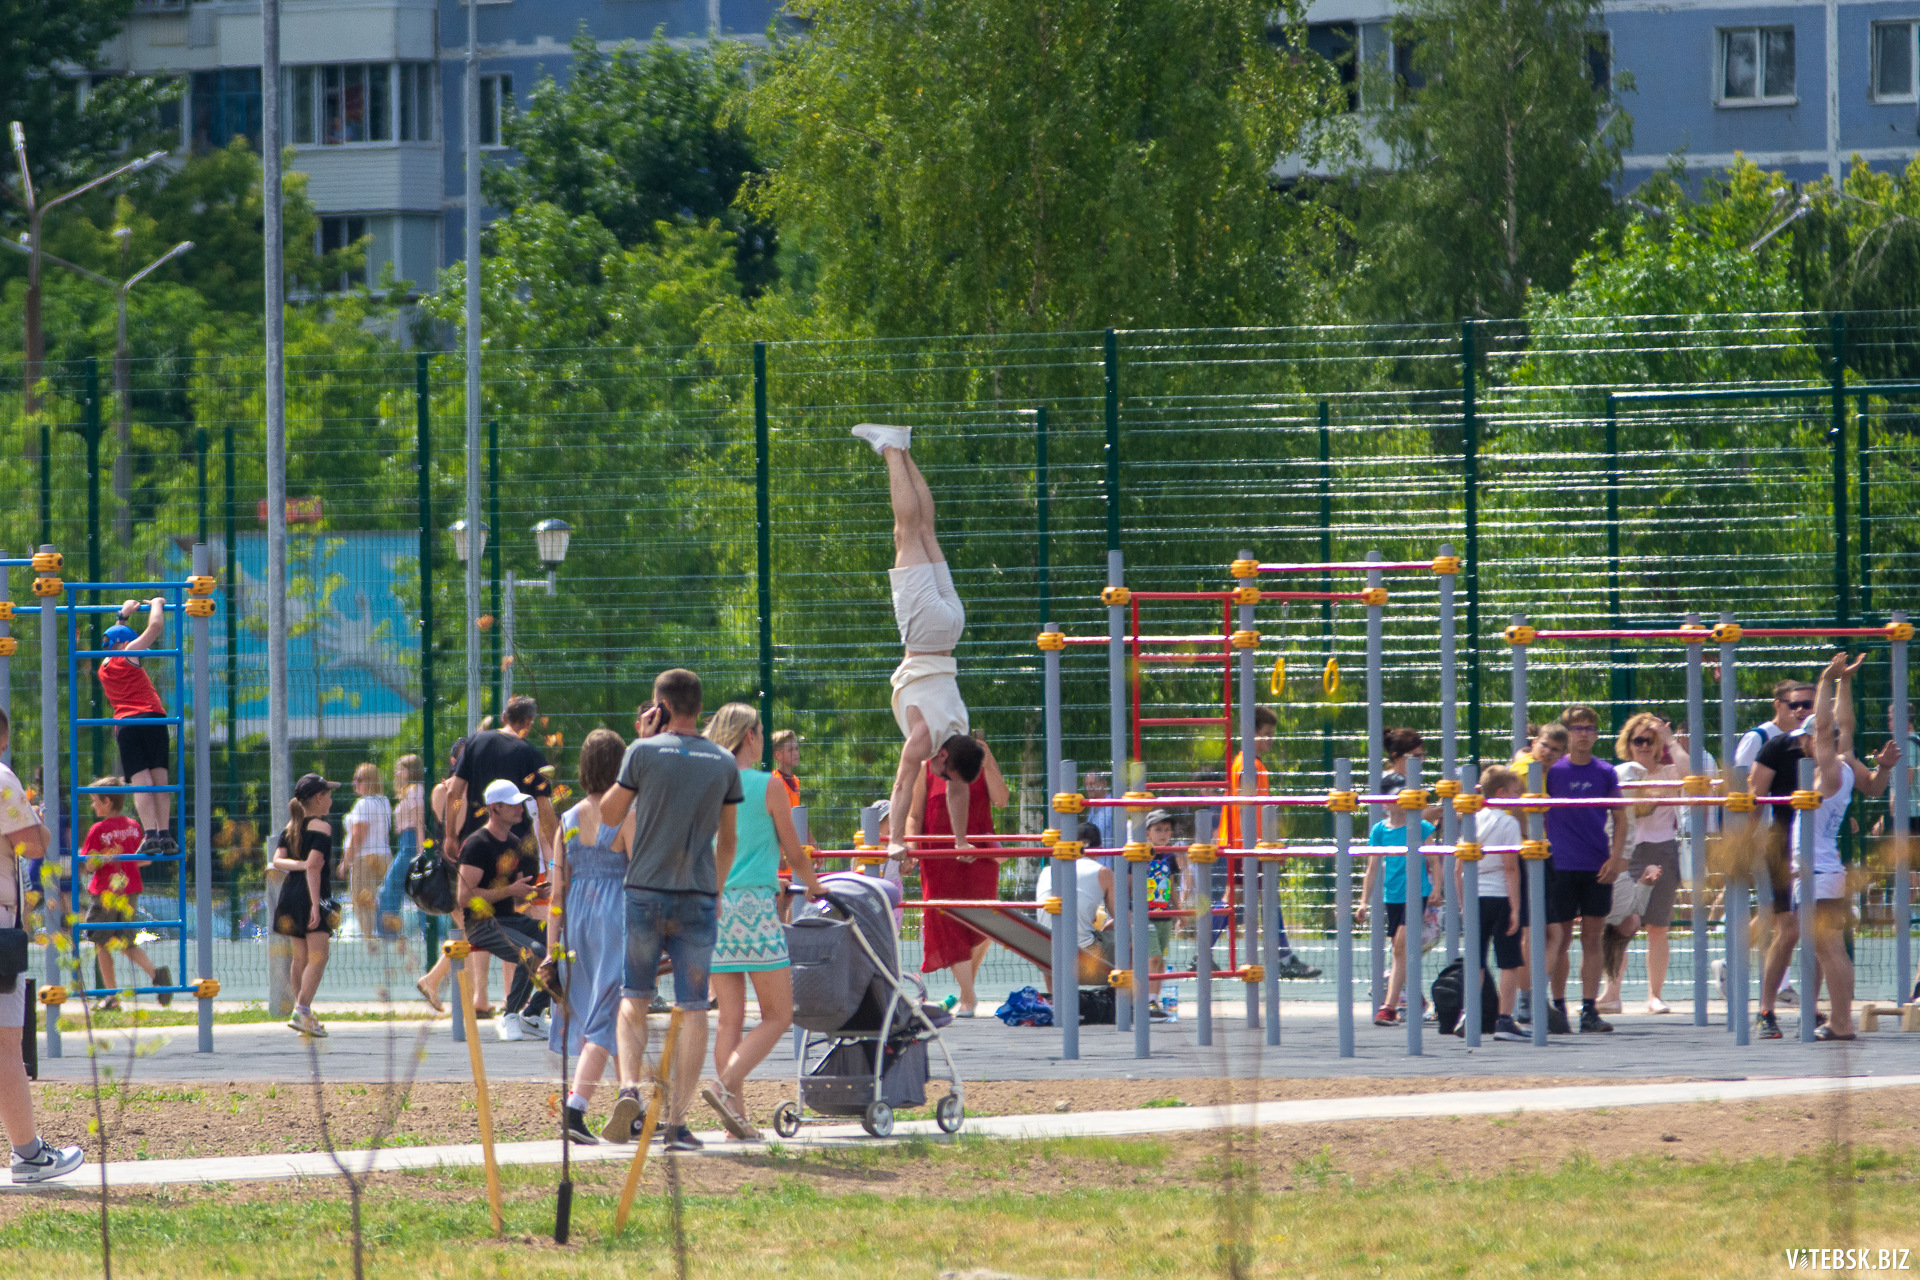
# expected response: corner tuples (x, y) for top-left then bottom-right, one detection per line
(852, 424), (986, 857)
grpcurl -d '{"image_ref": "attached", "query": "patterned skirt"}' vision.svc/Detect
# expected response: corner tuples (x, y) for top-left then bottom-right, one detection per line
(712, 886), (788, 973)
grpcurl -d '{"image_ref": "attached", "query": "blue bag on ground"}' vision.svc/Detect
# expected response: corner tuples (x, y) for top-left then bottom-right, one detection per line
(994, 986), (1054, 1027)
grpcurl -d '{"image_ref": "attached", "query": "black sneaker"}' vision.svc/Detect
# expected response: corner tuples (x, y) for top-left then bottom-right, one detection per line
(601, 1090), (643, 1143)
(1493, 1015), (1529, 1042)
(1579, 1006), (1614, 1033)
(153, 966), (173, 1007)
(563, 1106), (599, 1146)
(1547, 1002), (1572, 1035)
(1756, 1010), (1783, 1040)
(662, 1124), (703, 1152)
(1275, 955), (1323, 980)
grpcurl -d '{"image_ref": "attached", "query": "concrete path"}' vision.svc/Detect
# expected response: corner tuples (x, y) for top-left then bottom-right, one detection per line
(34, 1000), (1920, 1084)
(8, 1073), (1917, 1192)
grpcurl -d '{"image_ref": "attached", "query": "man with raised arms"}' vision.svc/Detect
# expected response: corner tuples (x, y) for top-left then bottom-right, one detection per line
(852, 424), (986, 857)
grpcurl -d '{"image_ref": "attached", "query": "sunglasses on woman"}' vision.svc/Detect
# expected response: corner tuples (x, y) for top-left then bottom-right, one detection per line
(1630, 736), (1655, 747)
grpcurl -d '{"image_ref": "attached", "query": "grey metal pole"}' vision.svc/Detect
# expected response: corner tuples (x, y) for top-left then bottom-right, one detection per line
(1460, 765), (1483, 1046)
(1107, 551), (1129, 1035)
(261, 0), (289, 858)
(1129, 803), (1149, 1058)
(1510, 615), (1530, 758)
(1193, 806), (1215, 1048)
(1366, 550), (1384, 1011)
(1891, 613), (1911, 1005)
(1043, 636), (1076, 1058)
(1057, 755), (1079, 1060)
(1334, 758), (1355, 1057)
(1527, 764), (1549, 1047)
(1237, 553), (1259, 1032)
(1261, 816), (1280, 1044)
(192, 544), (214, 1053)
(502, 569), (516, 704)
(1684, 616), (1709, 1025)
(1795, 755), (1817, 1043)
(39, 548), (60, 1059)
(1403, 754), (1423, 1056)
(1438, 544), (1459, 961)
(1719, 614), (1749, 1045)
(463, 0), (484, 737)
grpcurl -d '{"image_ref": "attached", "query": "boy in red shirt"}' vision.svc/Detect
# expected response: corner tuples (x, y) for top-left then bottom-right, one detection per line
(80, 779), (170, 1007)
(101, 596), (175, 859)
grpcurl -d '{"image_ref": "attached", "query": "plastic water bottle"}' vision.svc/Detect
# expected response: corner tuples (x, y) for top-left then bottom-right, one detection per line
(941, 994), (958, 1010)
(1164, 985), (1180, 1022)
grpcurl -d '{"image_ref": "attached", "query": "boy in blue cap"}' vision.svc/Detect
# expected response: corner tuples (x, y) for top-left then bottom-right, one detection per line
(101, 597), (174, 859)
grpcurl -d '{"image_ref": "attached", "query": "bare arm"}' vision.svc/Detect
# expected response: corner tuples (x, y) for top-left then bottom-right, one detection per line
(905, 767), (929, 839)
(599, 782), (636, 831)
(123, 597), (166, 652)
(768, 784), (825, 897)
(1748, 761), (1776, 797)
(269, 835), (308, 873)
(304, 830), (325, 923)
(713, 803), (737, 891)
(535, 795), (559, 859)
(1812, 658), (1844, 796)
(1855, 740), (1899, 799)
(979, 740), (1010, 808)
(7, 822), (50, 862)
(458, 860), (532, 907)
(944, 781), (972, 854)
(443, 777), (468, 840)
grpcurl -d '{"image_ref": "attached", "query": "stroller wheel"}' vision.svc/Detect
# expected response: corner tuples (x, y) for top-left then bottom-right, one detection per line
(935, 1093), (964, 1134)
(861, 1101), (894, 1138)
(772, 1101), (802, 1139)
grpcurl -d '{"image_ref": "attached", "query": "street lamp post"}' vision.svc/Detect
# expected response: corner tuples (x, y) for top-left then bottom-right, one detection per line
(503, 519), (571, 703)
(112, 230), (194, 545)
(8, 122), (167, 422)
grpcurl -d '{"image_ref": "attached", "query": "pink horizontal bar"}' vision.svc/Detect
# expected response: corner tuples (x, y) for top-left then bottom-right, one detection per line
(1086, 795), (1333, 807)
(1532, 629), (1712, 641)
(1140, 716), (1230, 726)
(1260, 590), (1372, 602)
(1136, 654), (1232, 664)
(900, 833), (1049, 844)
(1734, 627), (1895, 639)
(1484, 796), (1786, 808)
(1257, 561), (1430, 573)
(1128, 590), (1237, 601)
(1058, 634), (1226, 645)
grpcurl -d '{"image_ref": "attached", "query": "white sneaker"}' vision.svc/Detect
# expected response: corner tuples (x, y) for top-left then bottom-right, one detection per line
(11, 1141), (85, 1184)
(1710, 958), (1728, 1000)
(1646, 995), (1672, 1014)
(1777, 984), (1798, 1007)
(851, 423), (912, 455)
(495, 1011), (526, 1042)
(526, 1012), (551, 1038)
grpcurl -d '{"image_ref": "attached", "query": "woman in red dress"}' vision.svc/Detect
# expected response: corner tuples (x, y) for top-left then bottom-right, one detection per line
(910, 731), (1009, 1015)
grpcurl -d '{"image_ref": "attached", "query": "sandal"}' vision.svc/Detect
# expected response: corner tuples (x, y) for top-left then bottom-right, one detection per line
(414, 978), (445, 1014)
(1813, 1025), (1856, 1041)
(700, 1083), (761, 1141)
(472, 1006), (496, 1020)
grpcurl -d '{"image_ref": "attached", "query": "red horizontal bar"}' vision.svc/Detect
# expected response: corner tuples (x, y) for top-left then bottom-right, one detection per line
(1139, 716), (1230, 726)
(1143, 782), (1227, 791)
(1058, 634), (1226, 646)
(1258, 561), (1431, 573)
(1136, 654), (1232, 665)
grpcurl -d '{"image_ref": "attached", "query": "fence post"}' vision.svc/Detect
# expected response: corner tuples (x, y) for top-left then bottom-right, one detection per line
(1461, 321), (1480, 771)
(1795, 756), (1817, 1043)
(193, 543), (214, 1053)
(488, 417), (501, 720)
(1104, 330), (1129, 1036)
(223, 417), (238, 893)
(1604, 395), (1626, 734)
(84, 358), (103, 778)
(1438, 542), (1459, 961)
(1684, 614), (1709, 1026)
(1319, 401), (1334, 796)
(1830, 315), (1849, 627)
(1718, 613), (1747, 1043)
(1403, 754), (1423, 1056)
(416, 353), (445, 996)
(197, 428), (209, 546)
(1365, 551), (1384, 1012)
(1460, 764), (1482, 1047)
(1334, 758), (1354, 1057)
(1857, 392), (1871, 618)
(1890, 612), (1911, 1006)
(754, 341), (774, 769)
(41, 544), (62, 1059)
(1035, 406), (1049, 624)
(40, 422), (52, 549)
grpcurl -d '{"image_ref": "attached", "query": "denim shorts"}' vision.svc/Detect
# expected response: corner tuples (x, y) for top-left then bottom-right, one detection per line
(623, 887), (718, 1010)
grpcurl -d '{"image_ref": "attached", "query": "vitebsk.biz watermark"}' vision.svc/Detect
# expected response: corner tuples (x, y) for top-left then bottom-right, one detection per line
(1785, 1249), (1912, 1271)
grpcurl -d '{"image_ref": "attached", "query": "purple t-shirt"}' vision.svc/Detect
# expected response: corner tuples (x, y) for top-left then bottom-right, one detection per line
(1545, 756), (1619, 871)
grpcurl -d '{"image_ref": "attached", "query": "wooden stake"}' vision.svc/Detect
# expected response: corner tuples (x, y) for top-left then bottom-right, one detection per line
(447, 940), (504, 1235)
(615, 1007), (682, 1232)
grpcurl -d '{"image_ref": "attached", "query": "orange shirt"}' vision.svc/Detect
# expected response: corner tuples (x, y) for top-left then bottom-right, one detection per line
(776, 770), (801, 806)
(1223, 752), (1269, 846)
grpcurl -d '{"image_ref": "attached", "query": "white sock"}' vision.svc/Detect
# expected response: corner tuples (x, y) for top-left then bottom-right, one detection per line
(566, 1092), (590, 1113)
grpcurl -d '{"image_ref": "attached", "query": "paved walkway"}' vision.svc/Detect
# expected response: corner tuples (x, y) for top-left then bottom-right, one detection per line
(8, 1073), (1916, 1192)
(35, 1001), (1920, 1084)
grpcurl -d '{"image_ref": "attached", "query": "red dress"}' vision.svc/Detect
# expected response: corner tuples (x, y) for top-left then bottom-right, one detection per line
(918, 763), (999, 973)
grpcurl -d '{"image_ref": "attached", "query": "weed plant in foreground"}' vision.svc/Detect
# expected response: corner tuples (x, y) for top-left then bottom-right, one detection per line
(0, 1142), (1912, 1278)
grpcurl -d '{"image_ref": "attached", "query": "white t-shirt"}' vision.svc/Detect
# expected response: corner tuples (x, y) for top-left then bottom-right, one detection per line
(1035, 860), (1106, 950)
(1474, 808), (1520, 898)
(1615, 760), (1681, 845)
(344, 793), (393, 857)
(1735, 722), (1785, 770)
(0, 762), (43, 912)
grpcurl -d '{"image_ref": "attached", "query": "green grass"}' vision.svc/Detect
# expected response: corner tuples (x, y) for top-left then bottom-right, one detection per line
(3, 1142), (1910, 1278)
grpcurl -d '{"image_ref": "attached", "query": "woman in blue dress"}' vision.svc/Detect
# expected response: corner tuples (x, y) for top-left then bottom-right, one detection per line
(542, 728), (632, 1145)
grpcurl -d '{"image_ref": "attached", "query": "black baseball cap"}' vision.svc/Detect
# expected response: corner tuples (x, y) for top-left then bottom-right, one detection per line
(293, 773), (340, 801)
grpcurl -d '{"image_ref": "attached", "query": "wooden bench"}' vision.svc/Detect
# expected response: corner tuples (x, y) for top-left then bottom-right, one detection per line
(1858, 1002), (1920, 1032)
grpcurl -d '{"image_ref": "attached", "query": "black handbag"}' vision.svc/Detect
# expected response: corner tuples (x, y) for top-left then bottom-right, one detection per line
(0, 867), (30, 995)
(404, 848), (457, 916)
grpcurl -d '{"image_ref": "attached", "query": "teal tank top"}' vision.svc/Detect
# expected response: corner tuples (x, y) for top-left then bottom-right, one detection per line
(725, 768), (779, 890)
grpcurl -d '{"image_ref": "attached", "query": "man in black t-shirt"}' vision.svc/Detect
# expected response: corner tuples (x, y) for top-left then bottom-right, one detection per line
(1747, 729), (1807, 1035)
(445, 695), (557, 853)
(457, 777), (550, 1040)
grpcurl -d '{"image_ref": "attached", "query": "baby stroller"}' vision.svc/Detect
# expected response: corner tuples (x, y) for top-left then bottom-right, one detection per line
(774, 873), (965, 1138)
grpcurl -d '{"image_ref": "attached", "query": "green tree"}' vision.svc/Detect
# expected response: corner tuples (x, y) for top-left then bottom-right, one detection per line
(1792, 157), (1920, 381)
(745, 0), (1344, 336)
(1336, 0), (1630, 323)
(485, 30), (777, 297)
(1, 0), (178, 208)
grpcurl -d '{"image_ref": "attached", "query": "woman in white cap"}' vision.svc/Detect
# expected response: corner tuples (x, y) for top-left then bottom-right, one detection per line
(273, 773), (341, 1037)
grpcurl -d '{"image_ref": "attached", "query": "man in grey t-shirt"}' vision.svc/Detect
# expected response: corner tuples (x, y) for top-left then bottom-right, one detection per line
(597, 667), (740, 1152)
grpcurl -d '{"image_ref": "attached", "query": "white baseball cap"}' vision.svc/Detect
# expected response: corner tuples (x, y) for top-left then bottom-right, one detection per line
(483, 778), (532, 806)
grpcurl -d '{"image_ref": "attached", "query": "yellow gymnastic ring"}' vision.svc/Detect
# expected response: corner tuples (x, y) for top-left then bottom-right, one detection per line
(1323, 657), (1340, 695)
(1271, 655), (1285, 697)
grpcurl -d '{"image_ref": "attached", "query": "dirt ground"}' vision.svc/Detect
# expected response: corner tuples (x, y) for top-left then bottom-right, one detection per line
(25, 1074), (1688, 1162)
(6, 1085), (1916, 1227)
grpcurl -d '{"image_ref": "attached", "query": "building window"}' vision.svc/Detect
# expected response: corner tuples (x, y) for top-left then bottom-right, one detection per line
(1873, 22), (1917, 102)
(318, 216), (371, 291)
(1719, 27), (1795, 103)
(1588, 32), (1613, 93)
(289, 64), (434, 145)
(399, 63), (434, 141)
(190, 68), (262, 151)
(478, 73), (513, 147)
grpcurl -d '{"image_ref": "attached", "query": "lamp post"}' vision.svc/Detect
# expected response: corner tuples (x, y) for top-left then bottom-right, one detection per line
(112, 230), (194, 545)
(8, 122), (167, 422)
(504, 519), (571, 703)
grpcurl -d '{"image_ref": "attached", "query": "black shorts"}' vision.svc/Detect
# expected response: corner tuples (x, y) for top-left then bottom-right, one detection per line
(1384, 901), (1408, 934)
(1763, 825), (1794, 914)
(116, 721), (171, 778)
(1548, 865), (1611, 924)
(1477, 896), (1525, 971)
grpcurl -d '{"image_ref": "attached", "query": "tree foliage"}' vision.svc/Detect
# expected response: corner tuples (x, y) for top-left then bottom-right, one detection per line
(1335, 0), (1630, 323)
(485, 30), (777, 297)
(745, 0), (1344, 336)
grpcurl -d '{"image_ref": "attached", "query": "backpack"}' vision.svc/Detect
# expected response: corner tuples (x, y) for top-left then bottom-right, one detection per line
(404, 846), (457, 916)
(1430, 957), (1499, 1036)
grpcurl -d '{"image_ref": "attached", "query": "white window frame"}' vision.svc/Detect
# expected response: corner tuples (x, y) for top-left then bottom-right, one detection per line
(288, 63), (418, 148)
(1871, 20), (1918, 103)
(478, 73), (513, 148)
(1716, 26), (1798, 107)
